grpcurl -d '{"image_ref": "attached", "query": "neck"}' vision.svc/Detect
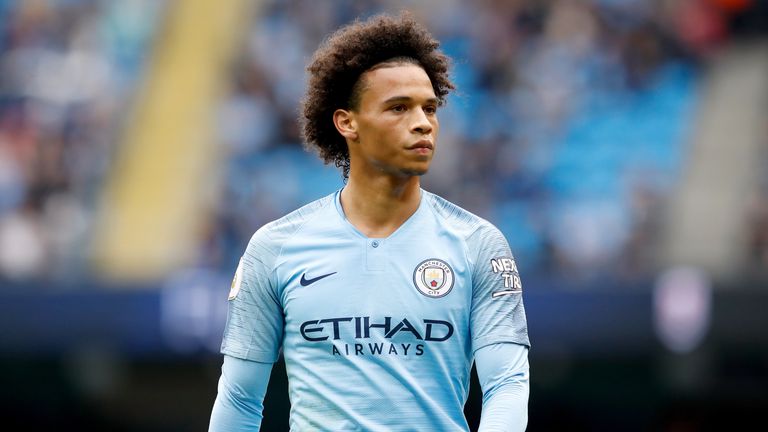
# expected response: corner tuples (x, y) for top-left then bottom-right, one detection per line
(340, 172), (422, 238)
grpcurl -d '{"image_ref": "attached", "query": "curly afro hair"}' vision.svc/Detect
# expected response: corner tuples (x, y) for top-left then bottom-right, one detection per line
(300, 12), (454, 179)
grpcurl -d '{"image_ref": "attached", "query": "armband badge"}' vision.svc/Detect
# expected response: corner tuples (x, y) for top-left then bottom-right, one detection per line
(228, 259), (244, 300)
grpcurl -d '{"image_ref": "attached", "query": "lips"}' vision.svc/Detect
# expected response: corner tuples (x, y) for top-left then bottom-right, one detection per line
(407, 140), (433, 150)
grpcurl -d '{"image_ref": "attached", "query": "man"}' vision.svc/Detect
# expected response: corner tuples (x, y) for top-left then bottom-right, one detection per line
(209, 13), (530, 431)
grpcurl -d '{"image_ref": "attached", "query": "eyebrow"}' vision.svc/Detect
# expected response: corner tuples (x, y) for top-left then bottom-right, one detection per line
(382, 95), (439, 105)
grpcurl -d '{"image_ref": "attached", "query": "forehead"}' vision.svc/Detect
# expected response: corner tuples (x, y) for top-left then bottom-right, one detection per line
(358, 64), (436, 104)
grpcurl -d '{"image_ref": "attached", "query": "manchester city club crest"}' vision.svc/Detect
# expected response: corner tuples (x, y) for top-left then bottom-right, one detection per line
(413, 259), (454, 298)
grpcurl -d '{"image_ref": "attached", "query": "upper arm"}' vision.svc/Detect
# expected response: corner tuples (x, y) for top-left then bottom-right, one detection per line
(221, 229), (284, 363)
(468, 224), (530, 354)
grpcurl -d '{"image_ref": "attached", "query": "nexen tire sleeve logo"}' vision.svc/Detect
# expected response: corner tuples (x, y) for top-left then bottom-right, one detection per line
(489, 257), (522, 298)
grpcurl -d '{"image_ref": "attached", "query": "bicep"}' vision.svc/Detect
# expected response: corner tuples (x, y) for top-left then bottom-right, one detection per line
(468, 224), (530, 352)
(221, 235), (284, 363)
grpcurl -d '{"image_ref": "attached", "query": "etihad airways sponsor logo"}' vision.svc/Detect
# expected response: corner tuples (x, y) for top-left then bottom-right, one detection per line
(299, 316), (454, 357)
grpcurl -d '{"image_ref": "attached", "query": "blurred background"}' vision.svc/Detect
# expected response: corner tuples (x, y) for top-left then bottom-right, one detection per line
(0, 0), (767, 430)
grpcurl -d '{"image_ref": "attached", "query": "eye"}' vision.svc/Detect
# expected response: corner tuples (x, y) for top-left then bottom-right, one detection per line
(391, 104), (407, 113)
(424, 105), (437, 115)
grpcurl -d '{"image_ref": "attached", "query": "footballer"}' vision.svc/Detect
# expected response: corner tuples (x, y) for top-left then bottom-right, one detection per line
(209, 13), (530, 431)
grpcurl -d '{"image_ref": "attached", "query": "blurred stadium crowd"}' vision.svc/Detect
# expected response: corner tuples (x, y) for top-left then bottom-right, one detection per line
(0, 0), (765, 283)
(0, 0), (166, 280)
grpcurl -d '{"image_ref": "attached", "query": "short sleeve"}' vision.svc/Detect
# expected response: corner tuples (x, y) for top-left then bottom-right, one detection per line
(220, 229), (284, 363)
(469, 223), (530, 354)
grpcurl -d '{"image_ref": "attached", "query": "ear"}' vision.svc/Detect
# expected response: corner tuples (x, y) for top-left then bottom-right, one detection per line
(333, 109), (358, 141)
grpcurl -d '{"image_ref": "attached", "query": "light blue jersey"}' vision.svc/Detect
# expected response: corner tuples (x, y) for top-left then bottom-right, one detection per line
(221, 189), (529, 431)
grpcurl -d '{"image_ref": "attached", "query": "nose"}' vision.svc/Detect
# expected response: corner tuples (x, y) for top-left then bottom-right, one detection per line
(411, 109), (433, 135)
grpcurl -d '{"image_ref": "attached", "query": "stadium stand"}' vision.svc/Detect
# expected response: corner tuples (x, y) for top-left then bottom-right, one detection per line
(0, 0), (167, 280)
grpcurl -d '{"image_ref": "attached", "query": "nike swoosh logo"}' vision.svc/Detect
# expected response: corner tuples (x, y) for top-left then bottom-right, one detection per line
(300, 272), (337, 287)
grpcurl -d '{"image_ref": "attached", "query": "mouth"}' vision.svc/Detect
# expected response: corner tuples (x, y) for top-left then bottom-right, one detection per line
(407, 140), (434, 151)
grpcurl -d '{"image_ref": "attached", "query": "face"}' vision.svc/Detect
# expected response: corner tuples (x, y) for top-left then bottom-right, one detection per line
(336, 63), (440, 178)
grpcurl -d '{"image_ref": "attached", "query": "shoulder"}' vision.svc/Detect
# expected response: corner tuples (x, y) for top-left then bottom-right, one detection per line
(244, 192), (337, 263)
(422, 190), (503, 241)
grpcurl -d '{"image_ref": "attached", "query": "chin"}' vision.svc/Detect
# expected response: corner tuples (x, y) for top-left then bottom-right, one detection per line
(401, 166), (429, 177)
